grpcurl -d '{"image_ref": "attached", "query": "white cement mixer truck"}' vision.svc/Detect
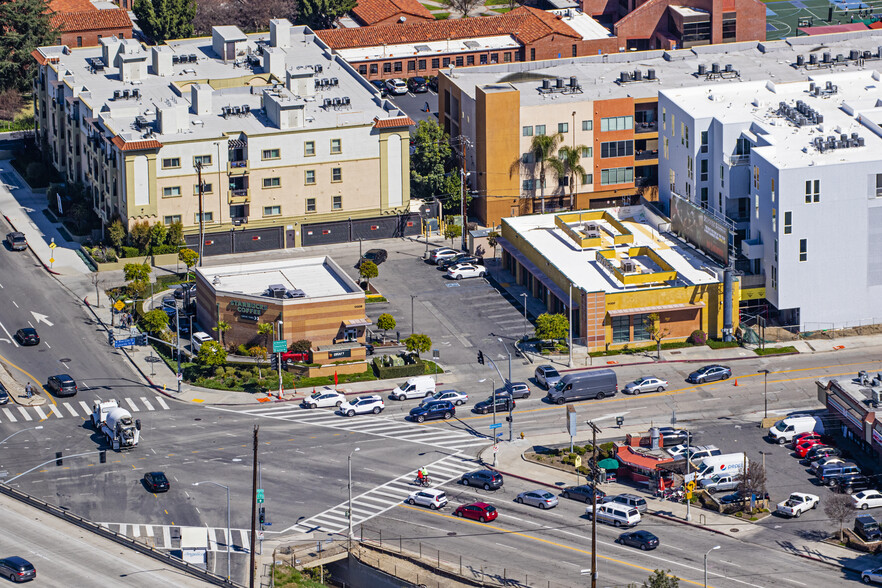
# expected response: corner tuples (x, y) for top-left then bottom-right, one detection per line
(91, 400), (140, 450)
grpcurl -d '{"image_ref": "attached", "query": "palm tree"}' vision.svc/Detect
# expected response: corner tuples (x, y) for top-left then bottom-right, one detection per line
(511, 132), (563, 214)
(213, 320), (231, 349)
(257, 322), (274, 349)
(547, 145), (588, 210)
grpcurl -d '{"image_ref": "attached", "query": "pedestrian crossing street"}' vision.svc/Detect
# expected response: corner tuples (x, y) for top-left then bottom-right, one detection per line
(213, 403), (492, 453)
(0, 395), (171, 424)
(97, 522), (250, 552)
(287, 453), (478, 535)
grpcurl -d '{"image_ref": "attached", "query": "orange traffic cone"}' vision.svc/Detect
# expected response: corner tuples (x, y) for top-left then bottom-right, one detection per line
(734, 379), (739, 386)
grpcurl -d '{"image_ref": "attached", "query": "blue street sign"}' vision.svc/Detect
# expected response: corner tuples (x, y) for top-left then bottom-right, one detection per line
(114, 338), (137, 348)
(496, 432), (504, 437)
(488, 423), (502, 430)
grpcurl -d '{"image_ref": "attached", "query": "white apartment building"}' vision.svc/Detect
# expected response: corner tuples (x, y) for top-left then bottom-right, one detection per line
(32, 19), (416, 252)
(659, 69), (882, 328)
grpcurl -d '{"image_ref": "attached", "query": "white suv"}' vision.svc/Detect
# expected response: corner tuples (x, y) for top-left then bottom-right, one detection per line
(385, 78), (408, 95)
(191, 332), (212, 353)
(302, 387), (346, 409)
(339, 394), (385, 417)
(406, 489), (447, 510)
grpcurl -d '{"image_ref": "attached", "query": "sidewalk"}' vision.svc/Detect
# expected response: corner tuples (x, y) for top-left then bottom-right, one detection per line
(480, 431), (880, 573)
(0, 159), (90, 276)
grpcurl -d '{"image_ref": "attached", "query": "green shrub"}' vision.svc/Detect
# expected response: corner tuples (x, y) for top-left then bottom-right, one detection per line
(214, 367), (225, 378)
(151, 244), (178, 255)
(573, 445), (587, 456)
(121, 246), (141, 258)
(706, 339), (740, 349)
(599, 442), (616, 458)
(237, 344), (250, 356)
(689, 329), (708, 345)
(372, 357), (426, 379)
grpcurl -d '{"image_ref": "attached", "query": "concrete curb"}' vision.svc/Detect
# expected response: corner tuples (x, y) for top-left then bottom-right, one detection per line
(553, 350), (800, 374)
(3, 213), (61, 276)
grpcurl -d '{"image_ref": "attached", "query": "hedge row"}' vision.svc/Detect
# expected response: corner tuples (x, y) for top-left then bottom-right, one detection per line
(371, 357), (426, 379)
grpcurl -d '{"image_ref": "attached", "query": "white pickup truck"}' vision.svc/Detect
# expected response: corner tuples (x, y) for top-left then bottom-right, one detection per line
(776, 492), (819, 518)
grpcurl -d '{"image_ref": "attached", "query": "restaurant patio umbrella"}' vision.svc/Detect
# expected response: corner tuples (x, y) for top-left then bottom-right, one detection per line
(597, 458), (620, 470)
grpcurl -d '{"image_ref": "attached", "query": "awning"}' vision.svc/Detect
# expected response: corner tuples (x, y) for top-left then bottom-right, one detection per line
(344, 318), (372, 326)
(227, 138), (247, 149)
(607, 302), (704, 317)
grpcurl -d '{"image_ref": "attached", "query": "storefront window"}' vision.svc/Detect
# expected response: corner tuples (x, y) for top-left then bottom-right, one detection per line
(612, 316), (629, 343)
(632, 314), (651, 341)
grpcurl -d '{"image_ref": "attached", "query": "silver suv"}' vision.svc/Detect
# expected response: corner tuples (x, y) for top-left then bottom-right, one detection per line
(601, 493), (648, 513)
(534, 365), (561, 390)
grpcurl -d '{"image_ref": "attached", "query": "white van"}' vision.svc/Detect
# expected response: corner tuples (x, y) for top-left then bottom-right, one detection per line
(392, 376), (436, 400)
(694, 452), (748, 480)
(585, 503), (641, 527)
(191, 332), (212, 353)
(768, 415), (825, 445)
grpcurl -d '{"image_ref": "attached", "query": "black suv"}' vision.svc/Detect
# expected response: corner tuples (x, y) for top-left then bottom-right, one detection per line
(409, 400), (455, 423)
(855, 514), (882, 541)
(408, 76), (428, 93)
(835, 473), (873, 495)
(143, 471), (170, 493)
(46, 374), (77, 397)
(357, 249), (388, 269)
(561, 484), (607, 503)
(656, 427), (694, 445)
(461, 469), (503, 490)
(15, 328), (39, 346)
(474, 396), (515, 414)
(438, 254), (478, 271)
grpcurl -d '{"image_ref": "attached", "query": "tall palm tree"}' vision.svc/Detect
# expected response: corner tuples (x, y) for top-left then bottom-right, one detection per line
(213, 321), (231, 348)
(529, 132), (563, 214)
(547, 145), (588, 210)
(257, 322), (274, 349)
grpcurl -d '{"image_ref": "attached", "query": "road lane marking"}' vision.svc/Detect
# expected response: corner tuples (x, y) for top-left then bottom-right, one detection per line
(0, 320), (18, 348)
(64, 403), (78, 417)
(141, 397), (155, 411)
(2, 407), (17, 422)
(16, 407), (32, 421)
(12, 301), (17, 308)
(155, 396), (169, 409)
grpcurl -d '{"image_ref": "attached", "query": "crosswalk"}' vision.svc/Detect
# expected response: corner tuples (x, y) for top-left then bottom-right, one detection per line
(0, 395), (170, 424)
(97, 522), (250, 552)
(211, 403), (492, 453)
(287, 453), (478, 535)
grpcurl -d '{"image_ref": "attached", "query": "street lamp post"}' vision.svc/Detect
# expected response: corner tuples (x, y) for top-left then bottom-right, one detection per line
(348, 447), (360, 543)
(520, 293), (528, 341)
(704, 545), (720, 588)
(193, 481), (231, 580)
(277, 319), (284, 398)
(758, 369), (770, 419)
(0, 426), (44, 446)
(497, 337), (511, 382)
(410, 295), (417, 336)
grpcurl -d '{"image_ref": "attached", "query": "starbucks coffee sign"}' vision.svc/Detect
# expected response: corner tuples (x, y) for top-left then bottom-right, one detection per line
(229, 300), (268, 321)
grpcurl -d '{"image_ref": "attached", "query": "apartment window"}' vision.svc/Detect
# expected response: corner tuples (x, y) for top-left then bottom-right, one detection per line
(700, 130), (708, 153)
(163, 215), (182, 225)
(263, 177), (281, 188)
(599, 116), (633, 132)
(162, 186), (181, 198)
(662, 108), (666, 130)
(612, 315), (630, 343)
(784, 211), (792, 234)
(700, 187), (708, 208)
(771, 265), (777, 290)
(333, 195), (342, 210)
(394, 61), (403, 72)
(432, 58), (439, 68)
(523, 126), (533, 137)
(774, 238), (778, 263)
(663, 137), (669, 159)
(370, 64), (378, 74)
(720, 165), (725, 188)
(522, 179), (535, 191)
(582, 173), (593, 185)
(194, 154), (212, 166)
(262, 148), (280, 160)
(799, 238), (807, 262)
(161, 157), (180, 169)
(504, 52), (512, 63)
(467, 55), (474, 66)
(805, 179), (820, 203)
(304, 141), (315, 156)
(383, 63), (392, 73)
(875, 173), (882, 196)
(332, 167), (342, 182)
(263, 205), (281, 216)
(521, 152), (534, 164)
(530, 48), (536, 61)
(753, 166), (759, 189)
(442, 57), (450, 67)
(687, 156), (693, 180)
(330, 138), (342, 154)
(632, 314), (651, 342)
(582, 120), (593, 131)
(193, 182), (212, 195)
(455, 57), (464, 67)
(600, 140), (633, 158)
(685, 182), (692, 198)
(359, 65), (367, 75)
(491, 53), (499, 64)
(669, 169), (676, 193)
(535, 125), (546, 135)
(684, 125), (689, 148)
(479, 54), (487, 65)
(195, 212), (213, 222)
(306, 198), (316, 213)
(558, 122), (568, 133)
(700, 159), (708, 182)
(418, 59), (426, 70)
(600, 167), (633, 185)
(76, 36), (83, 47)
(582, 147), (592, 158)
(772, 207), (777, 231)
(572, 44), (578, 58)
(305, 170), (315, 185)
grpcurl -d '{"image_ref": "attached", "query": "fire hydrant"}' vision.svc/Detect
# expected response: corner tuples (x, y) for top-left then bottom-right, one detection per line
(519, 432), (525, 440)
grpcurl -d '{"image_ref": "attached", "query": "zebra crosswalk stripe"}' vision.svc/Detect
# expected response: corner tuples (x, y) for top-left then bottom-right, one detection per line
(141, 397), (155, 411)
(2, 408), (17, 422)
(49, 405), (63, 418)
(16, 407), (32, 421)
(34, 406), (47, 420)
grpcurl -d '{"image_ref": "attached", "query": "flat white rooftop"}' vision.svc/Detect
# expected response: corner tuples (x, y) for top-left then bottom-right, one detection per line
(335, 35), (521, 63)
(550, 10), (614, 41)
(502, 208), (723, 295)
(661, 70), (882, 169)
(197, 257), (361, 299)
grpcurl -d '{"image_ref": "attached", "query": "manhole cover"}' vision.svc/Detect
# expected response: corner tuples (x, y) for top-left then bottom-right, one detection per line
(60, 358), (72, 362)
(730, 528), (740, 532)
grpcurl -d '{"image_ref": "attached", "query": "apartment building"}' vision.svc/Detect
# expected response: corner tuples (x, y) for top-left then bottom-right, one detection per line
(659, 68), (882, 328)
(32, 20), (416, 254)
(50, 0), (132, 48)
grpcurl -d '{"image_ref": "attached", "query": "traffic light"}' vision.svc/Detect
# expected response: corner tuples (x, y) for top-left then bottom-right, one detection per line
(270, 354), (279, 370)
(100, 450), (107, 464)
(259, 506), (266, 525)
(505, 416), (512, 422)
(477, 350), (484, 365)
(136, 333), (148, 346)
(108, 331), (115, 346)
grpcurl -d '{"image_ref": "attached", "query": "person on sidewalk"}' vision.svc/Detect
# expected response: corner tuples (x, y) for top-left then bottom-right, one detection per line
(25, 383), (33, 398)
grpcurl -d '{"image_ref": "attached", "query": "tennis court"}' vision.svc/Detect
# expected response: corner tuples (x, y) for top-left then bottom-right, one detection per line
(764, 0), (882, 40)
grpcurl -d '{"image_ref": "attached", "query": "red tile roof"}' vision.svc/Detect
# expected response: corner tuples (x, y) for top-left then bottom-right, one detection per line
(317, 6), (579, 50)
(52, 9), (132, 33)
(615, 444), (673, 470)
(49, 0), (95, 12)
(351, 0), (435, 26)
(111, 136), (163, 151)
(374, 116), (415, 128)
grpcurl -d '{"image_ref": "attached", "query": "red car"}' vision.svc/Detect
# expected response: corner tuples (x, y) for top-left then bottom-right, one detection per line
(795, 439), (824, 458)
(793, 432), (822, 446)
(454, 502), (498, 523)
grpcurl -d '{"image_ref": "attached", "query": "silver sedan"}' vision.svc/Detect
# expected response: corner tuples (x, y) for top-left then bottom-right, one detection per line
(623, 376), (668, 395)
(515, 489), (559, 509)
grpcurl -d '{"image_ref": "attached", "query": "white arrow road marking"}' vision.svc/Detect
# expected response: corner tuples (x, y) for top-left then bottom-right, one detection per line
(31, 312), (54, 327)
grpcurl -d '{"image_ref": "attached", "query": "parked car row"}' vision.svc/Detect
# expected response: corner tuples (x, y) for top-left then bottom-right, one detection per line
(428, 247), (487, 281)
(371, 76), (437, 98)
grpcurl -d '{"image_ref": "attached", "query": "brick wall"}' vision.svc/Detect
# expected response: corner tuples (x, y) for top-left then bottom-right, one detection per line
(59, 28), (129, 48)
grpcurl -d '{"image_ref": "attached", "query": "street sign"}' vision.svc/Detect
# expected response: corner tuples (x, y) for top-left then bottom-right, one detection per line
(492, 445), (498, 453)
(258, 531), (264, 540)
(488, 423), (502, 430)
(684, 472), (696, 483)
(496, 432), (503, 437)
(177, 373), (183, 382)
(49, 257), (55, 264)
(114, 300), (125, 311)
(49, 242), (56, 250)
(574, 455), (582, 469)
(257, 489), (265, 504)
(685, 480), (696, 492)
(686, 490), (693, 500)
(566, 405), (577, 436)
(272, 340), (287, 353)
(113, 337), (137, 348)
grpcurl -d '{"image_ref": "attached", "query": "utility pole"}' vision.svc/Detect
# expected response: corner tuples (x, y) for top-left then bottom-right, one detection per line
(176, 298), (182, 394)
(196, 161), (205, 267)
(587, 420), (602, 588)
(568, 284), (573, 368)
(249, 425), (259, 588)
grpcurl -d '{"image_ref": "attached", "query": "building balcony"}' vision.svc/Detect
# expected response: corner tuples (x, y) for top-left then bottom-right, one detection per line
(728, 154), (750, 166)
(227, 160), (249, 174)
(634, 149), (658, 163)
(228, 188), (250, 204)
(634, 121), (658, 134)
(741, 237), (764, 260)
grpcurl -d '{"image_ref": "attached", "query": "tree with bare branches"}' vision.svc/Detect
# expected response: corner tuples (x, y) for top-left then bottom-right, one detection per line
(736, 459), (767, 513)
(824, 493), (855, 541)
(194, 0), (297, 35)
(442, 0), (482, 18)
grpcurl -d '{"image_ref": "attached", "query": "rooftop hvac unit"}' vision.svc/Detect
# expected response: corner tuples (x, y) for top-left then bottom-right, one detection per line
(697, 64), (707, 75)
(620, 71), (630, 83)
(268, 284), (287, 298)
(621, 259), (636, 273)
(874, 389), (882, 406)
(797, 55), (805, 66)
(569, 76), (578, 87)
(851, 49), (860, 60)
(724, 63), (733, 72)
(542, 79), (551, 90)
(633, 70), (642, 81)
(647, 68), (656, 80)
(809, 53), (818, 65)
(823, 52), (831, 63)
(585, 230), (600, 239)
(287, 289), (306, 298)
(583, 222), (599, 232)
(711, 63), (720, 74)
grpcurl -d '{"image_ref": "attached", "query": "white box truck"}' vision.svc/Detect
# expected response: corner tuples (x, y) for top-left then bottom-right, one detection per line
(767, 415), (825, 445)
(694, 453), (748, 480)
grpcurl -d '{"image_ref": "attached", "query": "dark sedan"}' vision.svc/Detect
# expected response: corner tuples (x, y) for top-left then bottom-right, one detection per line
(408, 76), (428, 93)
(143, 471), (170, 493)
(561, 484), (606, 503)
(357, 249), (387, 269)
(720, 490), (770, 505)
(14, 328), (39, 346)
(686, 365), (732, 384)
(460, 469), (503, 490)
(0, 382), (8, 405)
(616, 530), (659, 550)
(473, 396), (515, 414)
(409, 400), (455, 423)
(370, 79), (388, 97)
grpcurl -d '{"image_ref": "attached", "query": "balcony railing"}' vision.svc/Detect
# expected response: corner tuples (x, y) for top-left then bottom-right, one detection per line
(728, 154), (750, 166)
(634, 121), (658, 133)
(228, 188), (250, 204)
(227, 160), (249, 174)
(635, 149), (658, 161)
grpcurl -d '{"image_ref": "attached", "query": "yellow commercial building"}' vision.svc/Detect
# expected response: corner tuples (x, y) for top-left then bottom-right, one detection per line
(499, 207), (739, 351)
